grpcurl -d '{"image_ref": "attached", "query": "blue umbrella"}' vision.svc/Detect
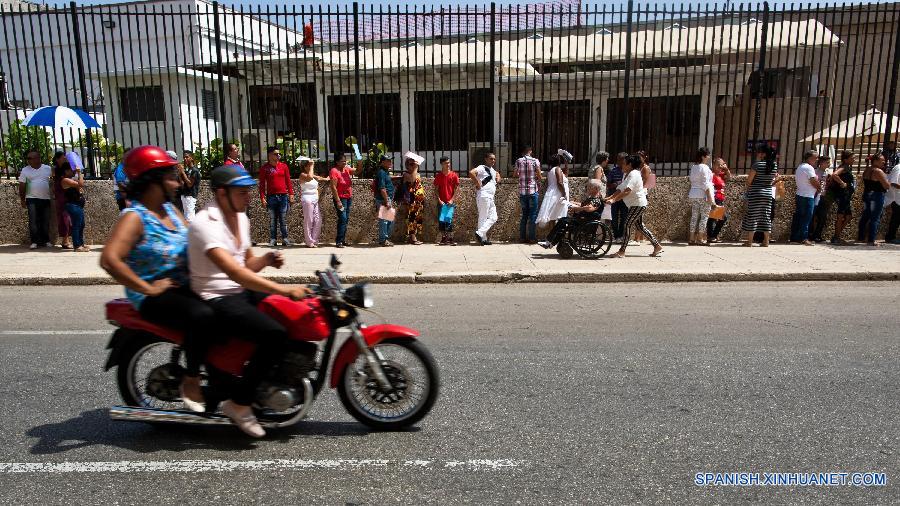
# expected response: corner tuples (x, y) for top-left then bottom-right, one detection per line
(21, 106), (101, 129)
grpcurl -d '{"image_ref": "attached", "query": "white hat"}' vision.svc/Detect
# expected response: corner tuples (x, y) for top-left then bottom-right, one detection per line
(403, 151), (425, 165)
(557, 149), (573, 163)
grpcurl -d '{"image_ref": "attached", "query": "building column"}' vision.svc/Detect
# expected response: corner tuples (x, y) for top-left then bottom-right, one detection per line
(315, 80), (328, 156)
(597, 94), (609, 154)
(400, 87), (414, 152)
(699, 80), (716, 149)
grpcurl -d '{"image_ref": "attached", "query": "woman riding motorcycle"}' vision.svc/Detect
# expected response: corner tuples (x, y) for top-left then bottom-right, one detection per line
(99, 145), (212, 413)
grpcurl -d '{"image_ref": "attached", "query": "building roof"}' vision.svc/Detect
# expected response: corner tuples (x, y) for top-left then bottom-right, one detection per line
(314, 0), (583, 45)
(312, 18), (841, 71)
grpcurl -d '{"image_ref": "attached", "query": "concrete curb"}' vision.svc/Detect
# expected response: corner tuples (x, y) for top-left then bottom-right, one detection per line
(1, 271), (897, 286)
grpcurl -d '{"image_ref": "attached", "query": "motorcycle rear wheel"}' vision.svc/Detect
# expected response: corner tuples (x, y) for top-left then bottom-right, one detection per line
(117, 333), (186, 409)
(337, 338), (439, 430)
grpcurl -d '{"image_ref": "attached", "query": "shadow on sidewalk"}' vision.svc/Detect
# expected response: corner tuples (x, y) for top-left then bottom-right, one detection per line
(26, 408), (380, 455)
(0, 244), (105, 254)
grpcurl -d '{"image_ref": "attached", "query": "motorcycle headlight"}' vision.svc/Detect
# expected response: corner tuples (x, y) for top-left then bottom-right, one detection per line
(344, 282), (373, 308)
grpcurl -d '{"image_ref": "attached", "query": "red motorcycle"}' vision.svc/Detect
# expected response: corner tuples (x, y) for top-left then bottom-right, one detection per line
(104, 256), (439, 431)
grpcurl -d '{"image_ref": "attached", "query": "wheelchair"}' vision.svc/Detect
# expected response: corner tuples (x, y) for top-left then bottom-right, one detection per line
(552, 213), (614, 259)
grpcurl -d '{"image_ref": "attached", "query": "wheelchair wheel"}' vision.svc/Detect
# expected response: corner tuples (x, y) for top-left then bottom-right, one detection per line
(556, 242), (574, 259)
(571, 220), (613, 259)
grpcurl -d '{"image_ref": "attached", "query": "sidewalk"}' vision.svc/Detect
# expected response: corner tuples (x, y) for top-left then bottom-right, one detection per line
(0, 241), (898, 285)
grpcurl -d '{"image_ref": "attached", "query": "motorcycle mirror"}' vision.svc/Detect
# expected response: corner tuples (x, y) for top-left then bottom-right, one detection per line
(330, 254), (341, 270)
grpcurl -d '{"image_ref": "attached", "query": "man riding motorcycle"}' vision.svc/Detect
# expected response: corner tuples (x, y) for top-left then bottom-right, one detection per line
(189, 164), (310, 437)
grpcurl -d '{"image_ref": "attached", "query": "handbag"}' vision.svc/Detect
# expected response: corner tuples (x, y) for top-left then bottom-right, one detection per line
(439, 203), (455, 224)
(378, 205), (396, 222)
(708, 205), (726, 220)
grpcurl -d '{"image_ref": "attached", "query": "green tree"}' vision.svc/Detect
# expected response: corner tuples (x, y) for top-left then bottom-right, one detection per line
(275, 134), (326, 177)
(70, 132), (124, 178)
(345, 136), (389, 178)
(192, 138), (231, 178)
(1, 120), (53, 174)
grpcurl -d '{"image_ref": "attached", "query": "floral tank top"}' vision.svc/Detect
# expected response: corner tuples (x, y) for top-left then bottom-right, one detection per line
(124, 201), (189, 309)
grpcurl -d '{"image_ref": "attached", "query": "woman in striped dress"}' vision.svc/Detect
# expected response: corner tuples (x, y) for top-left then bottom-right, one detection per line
(741, 144), (781, 247)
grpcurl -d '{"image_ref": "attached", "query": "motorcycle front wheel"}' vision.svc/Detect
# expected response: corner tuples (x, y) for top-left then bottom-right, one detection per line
(337, 338), (439, 430)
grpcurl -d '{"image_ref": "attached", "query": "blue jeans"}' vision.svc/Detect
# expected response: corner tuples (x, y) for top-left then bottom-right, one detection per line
(789, 195), (816, 242)
(857, 191), (885, 243)
(333, 197), (352, 244)
(266, 194), (290, 241)
(65, 203), (85, 248)
(519, 192), (539, 242)
(375, 200), (394, 243)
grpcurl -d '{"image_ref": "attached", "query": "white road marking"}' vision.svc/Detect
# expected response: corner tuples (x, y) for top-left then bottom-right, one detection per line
(0, 459), (524, 474)
(0, 330), (108, 335)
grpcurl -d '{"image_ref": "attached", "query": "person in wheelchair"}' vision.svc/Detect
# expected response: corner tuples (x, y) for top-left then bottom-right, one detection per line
(538, 179), (606, 249)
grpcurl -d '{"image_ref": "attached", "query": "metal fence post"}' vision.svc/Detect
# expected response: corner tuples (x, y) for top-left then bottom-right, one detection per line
(212, 1), (228, 142)
(752, 1), (770, 151)
(489, 2), (496, 154)
(622, 0), (633, 151)
(353, 1), (361, 150)
(69, 1), (96, 177)
(882, 5), (900, 148)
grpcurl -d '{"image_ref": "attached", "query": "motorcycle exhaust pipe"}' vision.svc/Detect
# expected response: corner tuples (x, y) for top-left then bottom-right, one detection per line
(110, 379), (315, 428)
(109, 406), (235, 426)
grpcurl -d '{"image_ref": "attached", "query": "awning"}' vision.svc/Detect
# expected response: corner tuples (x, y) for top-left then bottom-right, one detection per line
(801, 107), (900, 144)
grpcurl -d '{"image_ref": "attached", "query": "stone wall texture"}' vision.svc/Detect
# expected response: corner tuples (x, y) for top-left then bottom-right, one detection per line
(1, 175), (893, 245)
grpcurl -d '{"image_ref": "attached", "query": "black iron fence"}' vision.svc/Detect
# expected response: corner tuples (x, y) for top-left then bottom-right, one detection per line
(1, 1), (898, 179)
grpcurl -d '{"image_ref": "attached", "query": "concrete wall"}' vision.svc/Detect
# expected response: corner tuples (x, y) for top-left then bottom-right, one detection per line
(1, 175), (894, 246)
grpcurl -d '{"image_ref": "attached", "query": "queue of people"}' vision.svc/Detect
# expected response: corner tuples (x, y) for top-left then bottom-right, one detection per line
(17, 142), (900, 251)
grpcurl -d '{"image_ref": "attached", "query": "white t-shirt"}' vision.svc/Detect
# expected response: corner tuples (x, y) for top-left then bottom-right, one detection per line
(687, 163), (713, 199)
(617, 170), (648, 208)
(189, 204), (250, 300)
(887, 164), (900, 207)
(795, 162), (818, 198)
(18, 164), (52, 200)
(473, 164), (497, 198)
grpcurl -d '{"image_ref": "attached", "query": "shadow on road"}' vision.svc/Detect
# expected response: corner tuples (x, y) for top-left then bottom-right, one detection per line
(26, 408), (380, 455)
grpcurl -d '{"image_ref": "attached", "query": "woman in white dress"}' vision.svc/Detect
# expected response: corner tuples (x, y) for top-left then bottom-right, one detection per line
(298, 160), (330, 248)
(591, 151), (613, 224)
(536, 154), (570, 229)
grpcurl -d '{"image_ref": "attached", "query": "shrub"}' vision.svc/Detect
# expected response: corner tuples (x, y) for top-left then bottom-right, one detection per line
(1, 120), (53, 174)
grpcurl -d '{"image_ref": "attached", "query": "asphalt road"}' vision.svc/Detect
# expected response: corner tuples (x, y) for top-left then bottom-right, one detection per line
(0, 282), (897, 504)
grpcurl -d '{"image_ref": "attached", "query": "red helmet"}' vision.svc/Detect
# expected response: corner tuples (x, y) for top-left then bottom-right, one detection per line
(123, 145), (177, 180)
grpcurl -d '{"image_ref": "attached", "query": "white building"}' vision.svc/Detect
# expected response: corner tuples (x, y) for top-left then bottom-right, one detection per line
(1, 0), (300, 150)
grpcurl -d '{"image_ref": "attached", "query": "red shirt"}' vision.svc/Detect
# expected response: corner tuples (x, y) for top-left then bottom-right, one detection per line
(712, 174), (726, 202)
(259, 162), (293, 199)
(330, 166), (353, 199)
(434, 171), (459, 203)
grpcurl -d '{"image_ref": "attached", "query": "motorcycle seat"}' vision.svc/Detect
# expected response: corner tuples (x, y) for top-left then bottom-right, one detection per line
(105, 298), (185, 344)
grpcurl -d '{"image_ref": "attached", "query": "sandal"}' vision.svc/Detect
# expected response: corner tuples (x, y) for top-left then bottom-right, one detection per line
(180, 382), (206, 413)
(612, 250), (626, 258)
(221, 400), (265, 438)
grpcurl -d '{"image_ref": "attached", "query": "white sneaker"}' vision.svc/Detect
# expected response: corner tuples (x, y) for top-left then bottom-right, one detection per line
(537, 241), (552, 249)
(269, 240), (277, 247)
(44, 242), (53, 248)
(29, 243), (37, 249)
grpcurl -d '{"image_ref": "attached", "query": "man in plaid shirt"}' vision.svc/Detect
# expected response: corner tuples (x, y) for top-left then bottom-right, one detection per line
(515, 145), (543, 243)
